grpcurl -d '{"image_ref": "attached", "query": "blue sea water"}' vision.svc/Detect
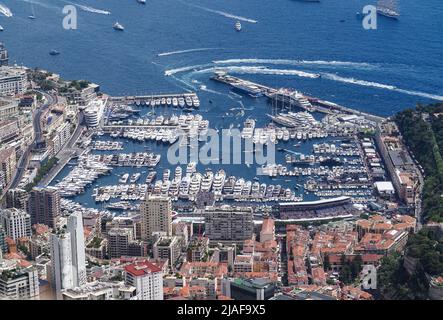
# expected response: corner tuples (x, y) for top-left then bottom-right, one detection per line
(1, 0), (442, 209)
(0, 0), (442, 115)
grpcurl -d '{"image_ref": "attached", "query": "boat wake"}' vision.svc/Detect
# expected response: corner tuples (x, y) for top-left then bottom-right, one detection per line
(158, 48), (221, 57)
(72, 3), (111, 15)
(193, 66), (321, 79)
(200, 85), (236, 99)
(78, 5), (110, 15)
(164, 63), (213, 76)
(0, 3), (12, 17)
(181, 1), (257, 23)
(165, 61), (442, 101)
(322, 73), (443, 100)
(322, 73), (395, 90)
(166, 64), (320, 78)
(213, 58), (376, 70)
(17, 0), (56, 10)
(168, 74), (196, 92)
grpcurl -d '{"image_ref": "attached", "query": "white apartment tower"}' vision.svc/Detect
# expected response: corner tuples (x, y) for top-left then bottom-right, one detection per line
(67, 212), (87, 287)
(50, 232), (73, 299)
(50, 212), (86, 299)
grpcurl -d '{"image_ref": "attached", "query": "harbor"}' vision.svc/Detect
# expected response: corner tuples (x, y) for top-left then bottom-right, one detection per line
(47, 70), (391, 215)
(49, 101), (385, 213)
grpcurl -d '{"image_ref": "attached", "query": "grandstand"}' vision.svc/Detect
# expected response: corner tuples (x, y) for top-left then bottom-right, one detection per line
(276, 196), (358, 221)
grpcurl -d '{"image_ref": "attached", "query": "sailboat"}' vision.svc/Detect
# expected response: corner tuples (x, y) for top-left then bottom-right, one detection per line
(376, 0), (400, 19)
(28, 1), (36, 19)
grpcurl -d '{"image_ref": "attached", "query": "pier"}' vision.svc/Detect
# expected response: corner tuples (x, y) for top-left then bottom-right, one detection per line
(109, 92), (198, 104)
(211, 73), (385, 123)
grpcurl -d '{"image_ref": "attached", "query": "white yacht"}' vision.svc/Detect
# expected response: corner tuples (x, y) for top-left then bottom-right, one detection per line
(201, 171), (214, 192)
(163, 169), (171, 182)
(212, 169), (226, 195)
(178, 97), (186, 108)
(242, 119), (256, 139)
(130, 173), (141, 183)
(189, 173), (202, 197)
(179, 177), (191, 198)
(185, 96), (193, 107)
(233, 178), (245, 197)
(146, 171), (156, 184)
(235, 21), (242, 31)
(119, 173), (129, 184)
(161, 181), (171, 195)
(113, 22), (124, 31)
(192, 95), (200, 108)
(153, 180), (162, 194)
(283, 129), (290, 142)
(186, 161), (197, 176)
(169, 179), (180, 199)
(242, 181), (252, 196)
(175, 166), (183, 180)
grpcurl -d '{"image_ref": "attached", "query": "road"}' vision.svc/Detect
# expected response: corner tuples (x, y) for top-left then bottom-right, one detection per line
(6, 91), (57, 192)
(39, 111), (85, 186)
(34, 90), (56, 148)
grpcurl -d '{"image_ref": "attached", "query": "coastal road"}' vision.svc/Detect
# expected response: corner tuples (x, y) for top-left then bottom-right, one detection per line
(39, 111), (85, 186)
(414, 168), (424, 231)
(8, 91), (57, 191)
(34, 90), (57, 148)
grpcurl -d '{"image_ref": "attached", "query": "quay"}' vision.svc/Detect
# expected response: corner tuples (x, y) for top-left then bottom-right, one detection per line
(109, 92), (198, 104)
(211, 72), (385, 123)
(102, 124), (178, 131)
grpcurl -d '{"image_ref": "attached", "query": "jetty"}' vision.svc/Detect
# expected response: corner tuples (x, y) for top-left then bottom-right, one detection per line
(211, 72), (385, 123)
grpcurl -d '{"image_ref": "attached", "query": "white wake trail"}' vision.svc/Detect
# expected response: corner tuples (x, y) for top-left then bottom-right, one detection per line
(61, 1), (111, 15)
(180, 1), (257, 24)
(164, 64), (213, 76)
(322, 73), (396, 90)
(158, 48), (221, 57)
(322, 73), (443, 101)
(213, 58), (375, 69)
(76, 4), (111, 15)
(192, 66), (320, 79)
(0, 3), (12, 17)
(16, 0), (57, 10)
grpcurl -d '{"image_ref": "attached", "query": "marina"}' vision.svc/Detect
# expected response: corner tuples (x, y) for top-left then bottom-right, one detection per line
(109, 93), (200, 109)
(92, 168), (304, 204)
(47, 64), (393, 214)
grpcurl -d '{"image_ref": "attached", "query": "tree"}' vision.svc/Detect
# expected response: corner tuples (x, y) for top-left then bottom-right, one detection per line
(339, 265), (352, 284)
(323, 255), (330, 271)
(350, 255), (363, 279)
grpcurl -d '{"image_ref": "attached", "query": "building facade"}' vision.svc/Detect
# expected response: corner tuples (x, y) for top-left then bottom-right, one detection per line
(0, 67), (27, 96)
(124, 260), (163, 300)
(0, 267), (39, 300)
(204, 205), (254, 244)
(140, 195), (172, 242)
(67, 212), (87, 288)
(0, 147), (17, 190)
(0, 208), (32, 240)
(28, 187), (61, 228)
